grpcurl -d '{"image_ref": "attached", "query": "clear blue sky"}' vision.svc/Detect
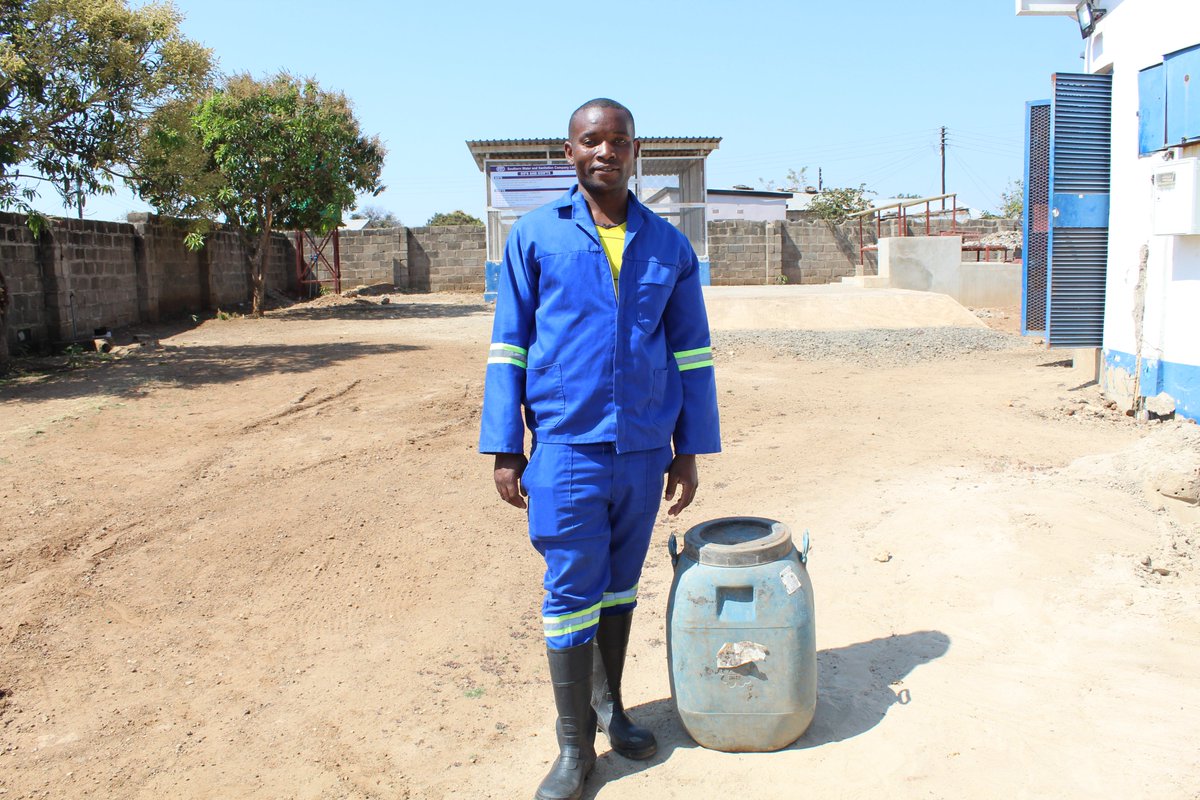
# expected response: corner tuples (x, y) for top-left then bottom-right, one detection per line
(36, 0), (1086, 224)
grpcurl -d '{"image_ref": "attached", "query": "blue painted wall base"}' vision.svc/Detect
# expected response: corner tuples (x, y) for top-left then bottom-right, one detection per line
(1104, 348), (1200, 421)
(484, 260), (500, 302)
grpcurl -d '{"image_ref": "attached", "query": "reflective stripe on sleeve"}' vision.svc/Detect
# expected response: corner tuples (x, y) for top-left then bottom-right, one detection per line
(488, 342), (528, 368)
(543, 602), (602, 638)
(601, 585), (638, 609)
(674, 346), (714, 372)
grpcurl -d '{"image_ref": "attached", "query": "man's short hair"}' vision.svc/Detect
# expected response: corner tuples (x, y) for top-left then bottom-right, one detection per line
(568, 98), (635, 137)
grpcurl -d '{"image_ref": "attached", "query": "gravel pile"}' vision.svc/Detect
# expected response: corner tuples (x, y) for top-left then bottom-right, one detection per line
(714, 327), (1030, 368)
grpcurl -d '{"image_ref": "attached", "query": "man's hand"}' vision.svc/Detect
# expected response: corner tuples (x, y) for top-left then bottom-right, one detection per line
(493, 452), (529, 509)
(664, 454), (698, 516)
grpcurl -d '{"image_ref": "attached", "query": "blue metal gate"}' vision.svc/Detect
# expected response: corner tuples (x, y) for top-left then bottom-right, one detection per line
(1045, 72), (1112, 348)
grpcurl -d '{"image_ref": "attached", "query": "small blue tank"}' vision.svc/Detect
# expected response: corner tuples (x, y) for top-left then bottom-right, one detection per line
(666, 517), (816, 752)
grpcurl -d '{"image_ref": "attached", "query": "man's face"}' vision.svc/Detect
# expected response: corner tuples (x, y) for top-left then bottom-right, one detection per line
(564, 106), (639, 196)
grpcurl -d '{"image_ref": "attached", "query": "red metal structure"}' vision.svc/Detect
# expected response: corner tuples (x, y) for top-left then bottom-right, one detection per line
(294, 229), (341, 297)
(850, 193), (961, 268)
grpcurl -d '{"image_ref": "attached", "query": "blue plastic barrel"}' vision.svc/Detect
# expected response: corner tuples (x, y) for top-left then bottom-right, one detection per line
(666, 517), (816, 752)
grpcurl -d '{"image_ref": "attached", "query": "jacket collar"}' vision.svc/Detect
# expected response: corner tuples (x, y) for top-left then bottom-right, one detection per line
(558, 184), (647, 249)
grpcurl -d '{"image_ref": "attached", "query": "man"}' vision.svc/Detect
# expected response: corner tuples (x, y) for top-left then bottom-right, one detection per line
(479, 98), (720, 800)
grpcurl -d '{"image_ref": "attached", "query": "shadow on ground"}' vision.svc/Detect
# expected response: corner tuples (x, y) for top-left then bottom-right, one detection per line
(583, 630), (950, 796)
(0, 341), (424, 403)
(268, 300), (490, 322)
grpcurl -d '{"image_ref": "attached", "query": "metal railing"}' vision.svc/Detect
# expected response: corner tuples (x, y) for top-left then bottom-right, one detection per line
(848, 193), (963, 268)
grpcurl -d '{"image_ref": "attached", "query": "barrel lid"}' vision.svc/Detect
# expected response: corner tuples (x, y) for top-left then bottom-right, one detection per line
(682, 517), (794, 567)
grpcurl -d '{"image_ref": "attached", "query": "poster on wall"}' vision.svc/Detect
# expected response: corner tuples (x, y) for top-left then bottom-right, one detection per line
(488, 164), (578, 209)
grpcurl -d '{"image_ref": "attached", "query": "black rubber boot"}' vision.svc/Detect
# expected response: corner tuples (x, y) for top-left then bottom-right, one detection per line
(535, 642), (597, 800)
(592, 613), (658, 760)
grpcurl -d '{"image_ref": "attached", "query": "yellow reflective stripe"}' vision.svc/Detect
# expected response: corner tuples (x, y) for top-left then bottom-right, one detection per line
(673, 346), (712, 359)
(601, 585), (638, 607)
(543, 602), (602, 637)
(545, 617), (602, 637)
(543, 602), (602, 627)
(678, 359), (714, 372)
(488, 343), (527, 368)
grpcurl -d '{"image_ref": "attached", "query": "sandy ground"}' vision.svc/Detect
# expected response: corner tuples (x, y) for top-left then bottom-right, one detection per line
(1, 290), (1198, 800)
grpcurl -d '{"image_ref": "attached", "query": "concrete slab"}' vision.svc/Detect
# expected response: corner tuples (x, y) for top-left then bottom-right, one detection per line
(702, 285), (987, 331)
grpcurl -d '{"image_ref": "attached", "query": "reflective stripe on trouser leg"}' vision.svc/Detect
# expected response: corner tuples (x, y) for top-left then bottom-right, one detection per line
(602, 443), (672, 618)
(525, 443), (672, 647)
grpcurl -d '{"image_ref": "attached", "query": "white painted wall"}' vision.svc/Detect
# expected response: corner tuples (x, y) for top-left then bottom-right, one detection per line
(1084, 1), (1200, 381)
(706, 192), (789, 222)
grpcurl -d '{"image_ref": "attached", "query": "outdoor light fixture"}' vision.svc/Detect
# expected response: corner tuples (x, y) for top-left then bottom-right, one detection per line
(1075, 1), (1105, 38)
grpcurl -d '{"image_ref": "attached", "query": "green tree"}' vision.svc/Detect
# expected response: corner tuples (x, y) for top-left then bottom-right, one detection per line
(0, 0), (210, 365)
(758, 167), (808, 192)
(135, 73), (385, 315)
(807, 185), (874, 222)
(350, 204), (400, 228)
(427, 209), (482, 226)
(999, 178), (1023, 219)
(0, 0), (211, 213)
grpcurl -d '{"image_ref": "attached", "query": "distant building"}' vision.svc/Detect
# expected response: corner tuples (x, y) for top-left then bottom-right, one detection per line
(1018, 0), (1200, 420)
(706, 187), (793, 222)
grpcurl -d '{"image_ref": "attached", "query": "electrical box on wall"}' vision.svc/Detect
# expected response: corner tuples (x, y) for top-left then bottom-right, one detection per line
(1151, 158), (1200, 235)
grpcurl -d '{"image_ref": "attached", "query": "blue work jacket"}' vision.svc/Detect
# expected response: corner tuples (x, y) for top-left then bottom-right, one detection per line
(479, 186), (721, 455)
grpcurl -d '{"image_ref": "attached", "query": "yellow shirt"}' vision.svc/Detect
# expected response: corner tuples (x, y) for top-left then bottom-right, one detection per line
(596, 223), (627, 294)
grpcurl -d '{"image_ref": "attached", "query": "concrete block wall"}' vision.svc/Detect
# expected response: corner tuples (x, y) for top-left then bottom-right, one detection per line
(781, 220), (872, 284)
(709, 219), (872, 285)
(708, 220), (780, 285)
(131, 215), (207, 321)
(336, 227), (407, 289)
(877, 217), (1020, 240)
(1, 212), (50, 346)
(44, 217), (141, 339)
(2, 212), (296, 352)
(405, 225), (486, 292)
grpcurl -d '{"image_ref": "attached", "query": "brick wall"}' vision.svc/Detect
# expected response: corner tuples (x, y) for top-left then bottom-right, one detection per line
(708, 220), (780, 285)
(709, 217), (1019, 285)
(405, 225), (486, 292)
(2, 210), (1022, 354)
(2, 212), (296, 352)
(336, 227), (407, 289)
(781, 220), (872, 284)
(1, 212), (50, 345)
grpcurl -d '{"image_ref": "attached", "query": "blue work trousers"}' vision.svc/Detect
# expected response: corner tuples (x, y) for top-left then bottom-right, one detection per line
(524, 442), (674, 649)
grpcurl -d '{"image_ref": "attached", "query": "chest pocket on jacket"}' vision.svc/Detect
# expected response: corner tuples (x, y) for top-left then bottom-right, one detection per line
(634, 261), (677, 333)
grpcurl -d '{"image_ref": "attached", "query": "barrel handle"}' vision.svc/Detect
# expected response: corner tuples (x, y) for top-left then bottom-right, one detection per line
(799, 529), (811, 565)
(667, 533), (679, 569)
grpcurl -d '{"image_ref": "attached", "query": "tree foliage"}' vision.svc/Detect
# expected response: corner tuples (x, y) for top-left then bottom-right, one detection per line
(135, 73), (386, 314)
(0, 0), (211, 214)
(0, 0), (210, 366)
(427, 209), (482, 226)
(999, 178), (1023, 219)
(807, 185), (874, 222)
(758, 167), (808, 192)
(351, 204), (400, 228)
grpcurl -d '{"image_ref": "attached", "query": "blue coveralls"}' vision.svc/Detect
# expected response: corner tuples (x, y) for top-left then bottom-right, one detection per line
(480, 186), (721, 649)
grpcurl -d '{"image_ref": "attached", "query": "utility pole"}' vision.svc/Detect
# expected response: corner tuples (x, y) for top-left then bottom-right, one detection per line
(818, 168), (823, 191)
(940, 126), (947, 211)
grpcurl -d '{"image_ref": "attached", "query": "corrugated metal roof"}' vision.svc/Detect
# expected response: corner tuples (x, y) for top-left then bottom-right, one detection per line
(465, 137), (721, 170)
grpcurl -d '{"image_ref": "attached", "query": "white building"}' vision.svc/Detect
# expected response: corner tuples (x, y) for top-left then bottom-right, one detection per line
(706, 187), (793, 222)
(1018, 0), (1200, 421)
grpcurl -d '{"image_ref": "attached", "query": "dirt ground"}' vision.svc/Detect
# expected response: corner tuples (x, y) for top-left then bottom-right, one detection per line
(1, 291), (1198, 799)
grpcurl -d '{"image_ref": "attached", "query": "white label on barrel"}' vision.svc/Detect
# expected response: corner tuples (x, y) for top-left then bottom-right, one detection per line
(780, 566), (801, 595)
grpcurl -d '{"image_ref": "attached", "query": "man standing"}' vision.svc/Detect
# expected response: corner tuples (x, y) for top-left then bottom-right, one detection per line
(480, 98), (720, 800)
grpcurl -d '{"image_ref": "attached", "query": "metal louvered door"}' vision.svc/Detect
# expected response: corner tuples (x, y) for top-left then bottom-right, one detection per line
(1023, 100), (1051, 336)
(1046, 72), (1112, 348)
